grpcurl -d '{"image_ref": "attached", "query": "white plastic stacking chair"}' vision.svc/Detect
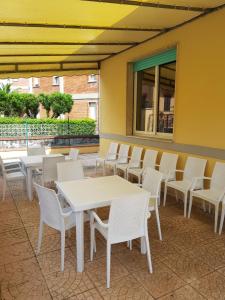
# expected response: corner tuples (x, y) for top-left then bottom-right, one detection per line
(127, 149), (158, 184)
(67, 148), (79, 161)
(96, 142), (118, 175)
(142, 167), (164, 240)
(164, 156), (207, 217)
(105, 144), (130, 175)
(116, 146), (143, 179)
(157, 152), (178, 182)
(57, 160), (84, 182)
(188, 162), (225, 233)
(41, 156), (65, 186)
(219, 200), (225, 235)
(90, 194), (152, 288)
(34, 183), (76, 271)
(27, 146), (46, 156)
(0, 156), (25, 201)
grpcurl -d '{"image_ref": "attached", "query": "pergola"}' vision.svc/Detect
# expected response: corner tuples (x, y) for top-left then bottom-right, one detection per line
(0, 0), (224, 78)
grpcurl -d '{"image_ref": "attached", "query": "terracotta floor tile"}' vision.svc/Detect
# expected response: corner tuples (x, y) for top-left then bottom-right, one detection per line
(158, 285), (206, 300)
(85, 256), (129, 287)
(0, 241), (34, 265)
(45, 270), (94, 300)
(37, 248), (76, 275)
(68, 288), (102, 299)
(191, 271), (225, 300)
(0, 228), (28, 248)
(163, 252), (213, 283)
(0, 215), (24, 233)
(133, 261), (185, 299)
(0, 199), (17, 212)
(97, 274), (154, 299)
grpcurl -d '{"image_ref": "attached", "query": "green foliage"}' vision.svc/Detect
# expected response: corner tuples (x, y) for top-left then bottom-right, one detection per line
(0, 83), (12, 94)
(0, 91), (10, 115)
(49, 92), (73, 118)
(37, 93), (52, 117)
(8, 93), (25, 117)
(20, 93), (39, 118)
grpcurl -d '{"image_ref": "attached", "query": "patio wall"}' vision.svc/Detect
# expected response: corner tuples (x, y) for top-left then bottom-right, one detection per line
(99, 7), (225, 175)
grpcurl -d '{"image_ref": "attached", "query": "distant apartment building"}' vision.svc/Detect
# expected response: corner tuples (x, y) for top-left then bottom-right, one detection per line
(0, 75), (99, 124)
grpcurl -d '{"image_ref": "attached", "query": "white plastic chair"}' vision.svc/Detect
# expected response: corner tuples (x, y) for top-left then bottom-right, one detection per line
(164, 156), (207, 217)
(219, 200), (225, 235)
(34, 183), (76, 271)
(157, 152), (179, 182)
(188, 162), (225, 233)
(96, 142), (119, 175)
(141, 167), (164, 240)
(27, 146), (46, 156)
(67, 148), (79, 161)
(127, 149), (158, 184)
(90, 194), (152, 288)
(41, 156), (65, 186)
(57, 160), (84, 182)
(0, 156), (25, 201)
(105, 144), (130, 175)
(116, 146), (143, 179)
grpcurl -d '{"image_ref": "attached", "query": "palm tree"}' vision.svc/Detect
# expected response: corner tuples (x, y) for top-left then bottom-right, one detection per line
(0, 83), (12, 94)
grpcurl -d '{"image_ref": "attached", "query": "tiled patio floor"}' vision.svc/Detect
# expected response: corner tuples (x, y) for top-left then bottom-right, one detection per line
(1, 162), (225, 299)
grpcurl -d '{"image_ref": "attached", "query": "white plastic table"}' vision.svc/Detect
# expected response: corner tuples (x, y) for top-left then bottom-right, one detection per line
(20, 154), (62, 201)
(56, 175), (150, 272)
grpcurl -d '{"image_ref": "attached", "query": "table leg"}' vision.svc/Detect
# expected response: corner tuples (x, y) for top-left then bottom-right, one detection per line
(75, 211), (84, 272)
(140, 237), (147, 254)
(27, 167), (33, 201)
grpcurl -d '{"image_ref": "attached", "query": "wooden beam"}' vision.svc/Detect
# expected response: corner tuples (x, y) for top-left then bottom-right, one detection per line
(83, 0), (211, 12)
(0, 22), (163, 32)
(0, 41), (136, 46)
(0, 67), (99, 75)
(0, 53), (113, 57)
(0, 61), (98, 66)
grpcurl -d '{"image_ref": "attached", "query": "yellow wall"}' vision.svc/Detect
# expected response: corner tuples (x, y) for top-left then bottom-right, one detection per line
(100, 8), (225, 149)
(99, 8), (225, 175)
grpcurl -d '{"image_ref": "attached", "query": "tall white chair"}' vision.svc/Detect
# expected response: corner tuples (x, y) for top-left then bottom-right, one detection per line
(41, 156), (65, 186)
(157, 152), (178, 182)
(90, 194), (152, 288)
(57, 160), (84, 182)
(27, 146), (46, 156)
(116, 146), (143, 179)
(105, 144), (130, 175)
(164, 156), (207, 217)
(188, 162), (225, 233)
(141, 168), (164, 240)
(0, 156), (25, 201)
(219, 200), (225, 235)
(96, 142), (119, 175)
(67, 148), (79, 161)
(34, 183), (76, 271)
(127, 149), (158, 184)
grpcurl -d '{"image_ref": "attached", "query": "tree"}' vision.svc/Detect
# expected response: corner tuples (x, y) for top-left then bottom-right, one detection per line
(0, 91), (10, 115)
(37, 93), (52, 117)
(21, 94), (39, 118)
(8, 93), (25, 117)
(0, 83), (12, 94)
(49, 92), (73, 118)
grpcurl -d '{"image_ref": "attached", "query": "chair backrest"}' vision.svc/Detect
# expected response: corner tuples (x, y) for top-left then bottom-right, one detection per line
(183, 156), (207, 189)
(108, 194), (149, 244)
(34, 183), (63, 230)
(117, 144), (130, 164)
(128, 146), (143, 168)
(210, 162), (225, 192)
(27, 146), (46, 156)
(106, 142), (119, 160)
(142, 167), (163, 199)
(143, 149), (158, 169)
(42, 156), (65, 183)
(159, 152), (178, 180)
(0, 156), (6, 179)
(68, 148), (79, 160)
(57, 160), (84, 182)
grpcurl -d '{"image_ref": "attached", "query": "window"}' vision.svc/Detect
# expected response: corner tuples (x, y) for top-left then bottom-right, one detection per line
(52, 76), (60, 86)
(88, 74), (97, 83)
(133, 48), (176, 137)
(33, 77), (40, 87)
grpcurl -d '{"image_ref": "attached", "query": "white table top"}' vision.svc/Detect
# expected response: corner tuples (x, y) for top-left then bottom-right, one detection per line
(56, 175), (150, 212)
(20, 154), (63, 167)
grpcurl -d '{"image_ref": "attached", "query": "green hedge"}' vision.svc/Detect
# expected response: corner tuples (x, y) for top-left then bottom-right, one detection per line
(0, 117), (96, 137)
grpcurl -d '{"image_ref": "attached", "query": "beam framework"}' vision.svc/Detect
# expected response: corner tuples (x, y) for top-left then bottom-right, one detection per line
(0, 41), (136, 46)
(0, 67), (99, 75)
(0, 61), (98, 66)
(0, 22), (163, 32)
(0, 53), (113, 57)
(83, 0), (211, 12)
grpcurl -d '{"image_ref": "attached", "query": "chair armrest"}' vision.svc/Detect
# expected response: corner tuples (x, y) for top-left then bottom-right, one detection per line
(61, 210), (73, 218)
(91, 211), (109, 228)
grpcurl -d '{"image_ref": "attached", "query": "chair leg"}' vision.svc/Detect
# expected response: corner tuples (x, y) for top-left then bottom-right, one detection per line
(175, 190), (179, 202)
(209, 203), (212, 214)
(145, 233), (153, 273)
(183, 192), (188, 217)
(106, 242), (111, 288)
(37, 221), (44, 254)
(90, 226), (95, 261)
(219, 204), (225, 235)
(163, 183), (168, 207)
(155, 205), (162, 241)
(202, 200), (206, 212)
(214, 204), (219, 234)
(2, 179), (6, 201)
(61, 230), (65, 271)
(188, 193), (193, 218)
